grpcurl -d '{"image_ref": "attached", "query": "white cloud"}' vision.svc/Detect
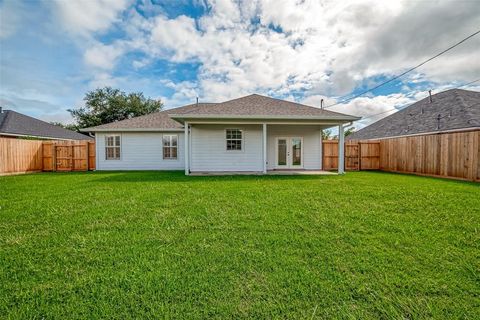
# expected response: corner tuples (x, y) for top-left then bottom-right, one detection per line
(51, 0), (130, 36)
(333, 93), (417, 129)
(88, 72), (121, 89)
(23, 0), (480, 114)
(84, 42), (125, 70)
(115, 0), (479, 107)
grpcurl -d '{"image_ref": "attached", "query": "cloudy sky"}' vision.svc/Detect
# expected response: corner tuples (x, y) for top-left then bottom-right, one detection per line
(0, 0), (479, 129)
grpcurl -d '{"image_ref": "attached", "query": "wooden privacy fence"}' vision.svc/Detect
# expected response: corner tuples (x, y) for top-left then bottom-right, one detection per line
(43, 141), (95, 172)
(0, 137), (95, 175)
(379, 130), (480, 182)
(323, 140), (380, 171)
(0, 137), (44, 174)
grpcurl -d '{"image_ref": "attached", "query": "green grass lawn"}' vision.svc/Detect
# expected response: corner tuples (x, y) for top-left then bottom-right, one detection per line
(1, 171), (479, 319)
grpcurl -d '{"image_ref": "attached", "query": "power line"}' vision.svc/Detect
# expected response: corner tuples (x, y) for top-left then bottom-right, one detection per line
(325, 29), (480, 109)
(458, 78), (480, 88)
(356, 78), (480, 122)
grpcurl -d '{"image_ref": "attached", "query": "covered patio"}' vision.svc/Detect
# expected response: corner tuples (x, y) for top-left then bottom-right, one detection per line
(181, 122), (350, 175)
(167, 94), (360, 176)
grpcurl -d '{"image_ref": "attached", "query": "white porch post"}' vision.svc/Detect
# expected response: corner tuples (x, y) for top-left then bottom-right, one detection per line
(338, 124), (345, 174)
(184, 122), (189, 175)
(262, 123), (267, 174)
(319, 128), (323, 170)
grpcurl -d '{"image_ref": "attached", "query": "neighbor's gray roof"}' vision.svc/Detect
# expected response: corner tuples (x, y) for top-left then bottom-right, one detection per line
(0, 110), (92, 140)
(348, 89), (480, 140)
(83, 94), (359, 131)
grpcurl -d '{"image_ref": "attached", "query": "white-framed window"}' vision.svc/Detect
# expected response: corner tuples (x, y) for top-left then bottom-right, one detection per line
(226, 129), (242, 151)
(105, 135), (121, 160)
(163, 134), (178, 159)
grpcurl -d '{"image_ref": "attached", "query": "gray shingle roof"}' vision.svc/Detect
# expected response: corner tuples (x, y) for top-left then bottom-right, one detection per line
(169, 94), (359, 119)
(83, 94), (359, 131)
(0, 110), (92, 140)
(348, 89), (480, 140)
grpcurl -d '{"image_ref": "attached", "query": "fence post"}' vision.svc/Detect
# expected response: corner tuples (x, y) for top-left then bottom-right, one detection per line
(358, 142), (362, 171)
(85, 141), (89, 171)
(53, 144), (57, 172)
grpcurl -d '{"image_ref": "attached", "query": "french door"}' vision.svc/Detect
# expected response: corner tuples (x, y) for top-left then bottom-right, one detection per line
(275, 137), (303, 169)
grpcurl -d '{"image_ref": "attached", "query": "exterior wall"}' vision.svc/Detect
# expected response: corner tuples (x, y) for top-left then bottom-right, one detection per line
(94, 125), (323, 172)
(267, 125), (322, 170)
(96, 132), (184, 170)
(190, 124), (263, 172)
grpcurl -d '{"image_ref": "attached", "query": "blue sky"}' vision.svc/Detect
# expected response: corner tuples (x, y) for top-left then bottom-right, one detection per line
(0, 0), (479, 128)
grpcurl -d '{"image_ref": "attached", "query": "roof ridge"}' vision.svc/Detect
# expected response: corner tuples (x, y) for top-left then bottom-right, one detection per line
(166, 102), (217, 113)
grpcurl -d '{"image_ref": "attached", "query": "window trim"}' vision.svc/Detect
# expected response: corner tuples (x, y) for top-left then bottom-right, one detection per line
(105, 134), (121, 160)
(225, 128), (243, 152)
(162, 134), (178, 160)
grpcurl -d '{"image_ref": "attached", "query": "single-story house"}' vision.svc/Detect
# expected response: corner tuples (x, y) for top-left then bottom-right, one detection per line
(0, 108), (92, 140)
(348, 89), (480, 140)
(82, 94), (360, 175)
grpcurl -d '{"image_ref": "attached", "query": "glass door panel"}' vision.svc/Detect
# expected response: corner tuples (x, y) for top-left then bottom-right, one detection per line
(291, 138), (302, 166)
(277, 139), (287, 166)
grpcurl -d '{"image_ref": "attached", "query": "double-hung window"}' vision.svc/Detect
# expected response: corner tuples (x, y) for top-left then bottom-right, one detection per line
(105, 135), (121, 160)
(163, 135), (178, 159)
(226, 129), (242, 151)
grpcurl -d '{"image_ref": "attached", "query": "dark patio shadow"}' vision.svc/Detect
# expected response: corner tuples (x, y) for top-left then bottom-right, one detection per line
(88, 170), (337, 183)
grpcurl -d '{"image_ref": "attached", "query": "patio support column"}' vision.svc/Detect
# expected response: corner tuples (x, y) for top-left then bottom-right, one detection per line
(184, 122), (189, 175)
(338, 124), (345, 174)
(262, 123), (267, 174)
(319, 128), (323, 170)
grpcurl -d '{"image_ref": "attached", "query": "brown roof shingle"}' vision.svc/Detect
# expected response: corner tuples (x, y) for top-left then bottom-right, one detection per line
(83, 94), (359, 131)
(168, 94), (358, 119)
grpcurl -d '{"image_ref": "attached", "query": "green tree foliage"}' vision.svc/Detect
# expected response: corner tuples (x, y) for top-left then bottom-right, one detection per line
(345, 127), (355, 137)
(322, 129), (332, 140)
(68, 87), (163, 129)
(50, 122), (80, 132)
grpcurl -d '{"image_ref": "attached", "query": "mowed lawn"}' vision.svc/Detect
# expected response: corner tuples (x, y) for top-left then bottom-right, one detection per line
(0, 171), (479, 319)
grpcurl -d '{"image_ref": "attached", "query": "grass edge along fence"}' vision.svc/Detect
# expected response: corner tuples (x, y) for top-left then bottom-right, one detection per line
(2, 129), (479, 182)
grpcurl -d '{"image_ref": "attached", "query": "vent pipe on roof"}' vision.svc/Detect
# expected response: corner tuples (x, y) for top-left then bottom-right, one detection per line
(320, 99), (324, 110)
(196, 96), (199, 107)
(428, 90), (433, 103)
(437, 114), (441, 130)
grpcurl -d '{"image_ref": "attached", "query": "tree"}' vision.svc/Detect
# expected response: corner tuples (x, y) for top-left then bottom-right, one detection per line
(321, 129), (332, 140)
(50, 122), (80, 132)
(68, 87), (163, 129)
(345, 127), (355, 137)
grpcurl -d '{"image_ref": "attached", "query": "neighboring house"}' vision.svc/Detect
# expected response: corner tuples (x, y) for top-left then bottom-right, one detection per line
(83, 94), (359, 175)
(348, 89), (480, 140)
(0, 108), (92, 140)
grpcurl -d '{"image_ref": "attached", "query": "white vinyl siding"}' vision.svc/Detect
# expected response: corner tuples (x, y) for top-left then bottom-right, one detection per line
(96, 132), (184, 170)
(95, 124), (323, 172)
(267, 125), (322, 170)
(190, 124), (263, 172)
